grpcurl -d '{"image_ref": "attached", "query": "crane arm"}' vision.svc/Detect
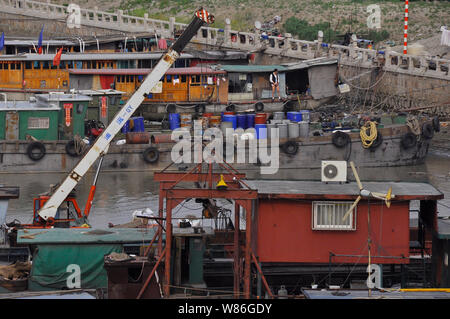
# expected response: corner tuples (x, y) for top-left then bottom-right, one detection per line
(38, 9), (214, 221)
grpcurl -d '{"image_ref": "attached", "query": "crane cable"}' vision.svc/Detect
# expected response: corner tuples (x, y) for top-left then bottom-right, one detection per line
(360, 121), (378, 148)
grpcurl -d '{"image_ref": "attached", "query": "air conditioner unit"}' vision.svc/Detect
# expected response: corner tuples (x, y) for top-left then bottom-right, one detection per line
(321, 160), (347, 183)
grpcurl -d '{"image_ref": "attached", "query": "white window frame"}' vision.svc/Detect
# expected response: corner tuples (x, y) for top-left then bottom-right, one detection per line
(28, 117), (50, 129)
(312, 201), (356, 231)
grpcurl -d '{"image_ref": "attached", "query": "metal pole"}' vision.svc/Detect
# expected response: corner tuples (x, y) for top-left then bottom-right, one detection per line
(244, 200), (252, 299)
(164, 199), (173, 297)
(234, 201), (240, 298)
(136, 248), (166, 299)
(403, 0), (409, 55)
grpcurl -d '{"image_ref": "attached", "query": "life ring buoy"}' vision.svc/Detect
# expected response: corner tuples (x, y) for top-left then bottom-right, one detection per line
(143, 147), (159, 164)
(400, 132), (417, 149)
(432, 116), (440, 132)
(255, 102), (264, 112)
(282, 140), (298, 155)
(27, 142), (46, 161)
(65, 140), (79, 157)
(422, 122), (434, 139)
(332, 131), (350, 148)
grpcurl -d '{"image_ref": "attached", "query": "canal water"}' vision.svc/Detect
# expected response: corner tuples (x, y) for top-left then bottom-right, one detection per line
(1, 153), (449, 229)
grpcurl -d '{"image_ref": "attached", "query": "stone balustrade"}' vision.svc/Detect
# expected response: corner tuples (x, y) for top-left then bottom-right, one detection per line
(0, 0), (448, 80)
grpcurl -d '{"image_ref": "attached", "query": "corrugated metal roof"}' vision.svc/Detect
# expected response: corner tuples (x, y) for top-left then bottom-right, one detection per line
(0, 101), (60, 111)
(245, 180), (443, 200)
(36, 93), (92, 102)
(68, 67), (226, 75)
(16, 228), (157, 244)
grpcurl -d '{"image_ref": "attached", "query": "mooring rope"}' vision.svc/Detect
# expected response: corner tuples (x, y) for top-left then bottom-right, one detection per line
(360, 121), (378, 148)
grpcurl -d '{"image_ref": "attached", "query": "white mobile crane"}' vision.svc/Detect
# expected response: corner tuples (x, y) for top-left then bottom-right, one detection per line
(36, 9), (215, 225)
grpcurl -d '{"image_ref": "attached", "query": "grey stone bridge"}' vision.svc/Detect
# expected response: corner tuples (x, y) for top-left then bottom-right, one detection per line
(0, 0), (449, 114)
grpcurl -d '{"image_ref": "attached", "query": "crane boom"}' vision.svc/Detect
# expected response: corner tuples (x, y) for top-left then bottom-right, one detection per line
(38, 9), (214, 221)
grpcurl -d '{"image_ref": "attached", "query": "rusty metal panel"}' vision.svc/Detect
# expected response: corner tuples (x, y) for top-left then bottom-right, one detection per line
(5, 112), (19, 140)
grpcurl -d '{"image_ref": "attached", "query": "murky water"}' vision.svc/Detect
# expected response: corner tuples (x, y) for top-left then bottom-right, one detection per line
(1, 152), (449, 228)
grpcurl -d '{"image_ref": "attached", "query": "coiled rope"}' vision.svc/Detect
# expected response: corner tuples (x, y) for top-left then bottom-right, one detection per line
(360, 121), (378, 148)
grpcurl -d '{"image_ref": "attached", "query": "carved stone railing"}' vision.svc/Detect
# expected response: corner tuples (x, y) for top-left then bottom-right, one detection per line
(0, 0), (449, 80)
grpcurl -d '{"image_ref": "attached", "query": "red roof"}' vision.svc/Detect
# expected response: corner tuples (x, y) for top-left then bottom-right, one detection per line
(68, 67), (226, 75)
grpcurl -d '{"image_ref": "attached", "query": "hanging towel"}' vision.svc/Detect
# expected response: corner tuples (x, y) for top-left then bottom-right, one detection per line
(441, 29), (450, 46)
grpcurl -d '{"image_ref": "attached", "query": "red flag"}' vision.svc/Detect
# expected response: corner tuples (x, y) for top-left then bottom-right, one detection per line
(53, 47), (63, 67)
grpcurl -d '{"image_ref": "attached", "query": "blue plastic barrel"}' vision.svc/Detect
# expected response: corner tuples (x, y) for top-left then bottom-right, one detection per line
(246, 113), (256, 128)
(222, 114), (237, 129)
(287, 111), (302, 122)
(169, 113), (180, 130)
(255, 124), (267, 139)
(121, 121), (129, 134)
(236, 114), (247, 129)
(131, 116), (145, 132)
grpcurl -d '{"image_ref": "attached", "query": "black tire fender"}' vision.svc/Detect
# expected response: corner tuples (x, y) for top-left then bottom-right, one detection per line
(226, 104), (236, 112)
(400, 132), (417, 149)
(143, 147), (160, 164)
(369, 132), (383, 150)
(422, 122), (434, 140)
(65, 140), (79, 157)
(27, 142), (46, 161)
(282, 140), (299, 155)
(432, 116), (440, 132)
(255, 102), (264, 112)
(331, 131), (350, 148)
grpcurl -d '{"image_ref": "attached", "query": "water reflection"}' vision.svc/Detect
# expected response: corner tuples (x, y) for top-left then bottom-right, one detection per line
(1, 154), (449, 228)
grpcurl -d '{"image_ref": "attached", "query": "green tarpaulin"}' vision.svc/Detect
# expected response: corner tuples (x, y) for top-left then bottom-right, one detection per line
(28, 244), (122, 291)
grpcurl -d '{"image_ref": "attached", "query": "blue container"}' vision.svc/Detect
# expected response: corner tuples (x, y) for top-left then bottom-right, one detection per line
(236, 114), (247, 129)
(222, 114), (237, 129)
(121, 121), (129, 134)
(287, 111), (302, 122)
(169, 113), (180, 130)
(246, 113), (256, 128)
(255, 124), (267, 139)
(131, 116), (145, 132)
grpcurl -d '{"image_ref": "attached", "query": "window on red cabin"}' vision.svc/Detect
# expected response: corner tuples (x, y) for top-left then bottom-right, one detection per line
(312, 201), (356, 230)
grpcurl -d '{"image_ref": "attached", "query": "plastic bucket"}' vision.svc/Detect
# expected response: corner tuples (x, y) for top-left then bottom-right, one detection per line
(273, 112), (285, 120)
(300, 110), (310, 123)
(209, 116), (221, 128)
(223, 114), (237, 129)
(266, 123), (278, 139)
(246, 113), (256, 128)
(287, 112), (302, 122)
(288, 122), (299, 138)
(255, 124), (267, 139)
(180, 113), (192, 128)
(236, 114), (247, 129)
(255, 113), (267, 125)
(169, 113), (180, 130)
(299, 121), (309, 137)
(277, 123), (288, 138)
(221, 121), (234, 135)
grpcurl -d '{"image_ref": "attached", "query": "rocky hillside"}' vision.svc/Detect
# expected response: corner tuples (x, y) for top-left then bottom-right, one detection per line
(55, 0), (449, 48)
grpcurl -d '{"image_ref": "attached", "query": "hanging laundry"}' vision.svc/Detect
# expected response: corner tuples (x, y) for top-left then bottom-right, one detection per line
(441, 29), (450, 46)
(158, 38), (168, 50)
(207, 77), (213, 85)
